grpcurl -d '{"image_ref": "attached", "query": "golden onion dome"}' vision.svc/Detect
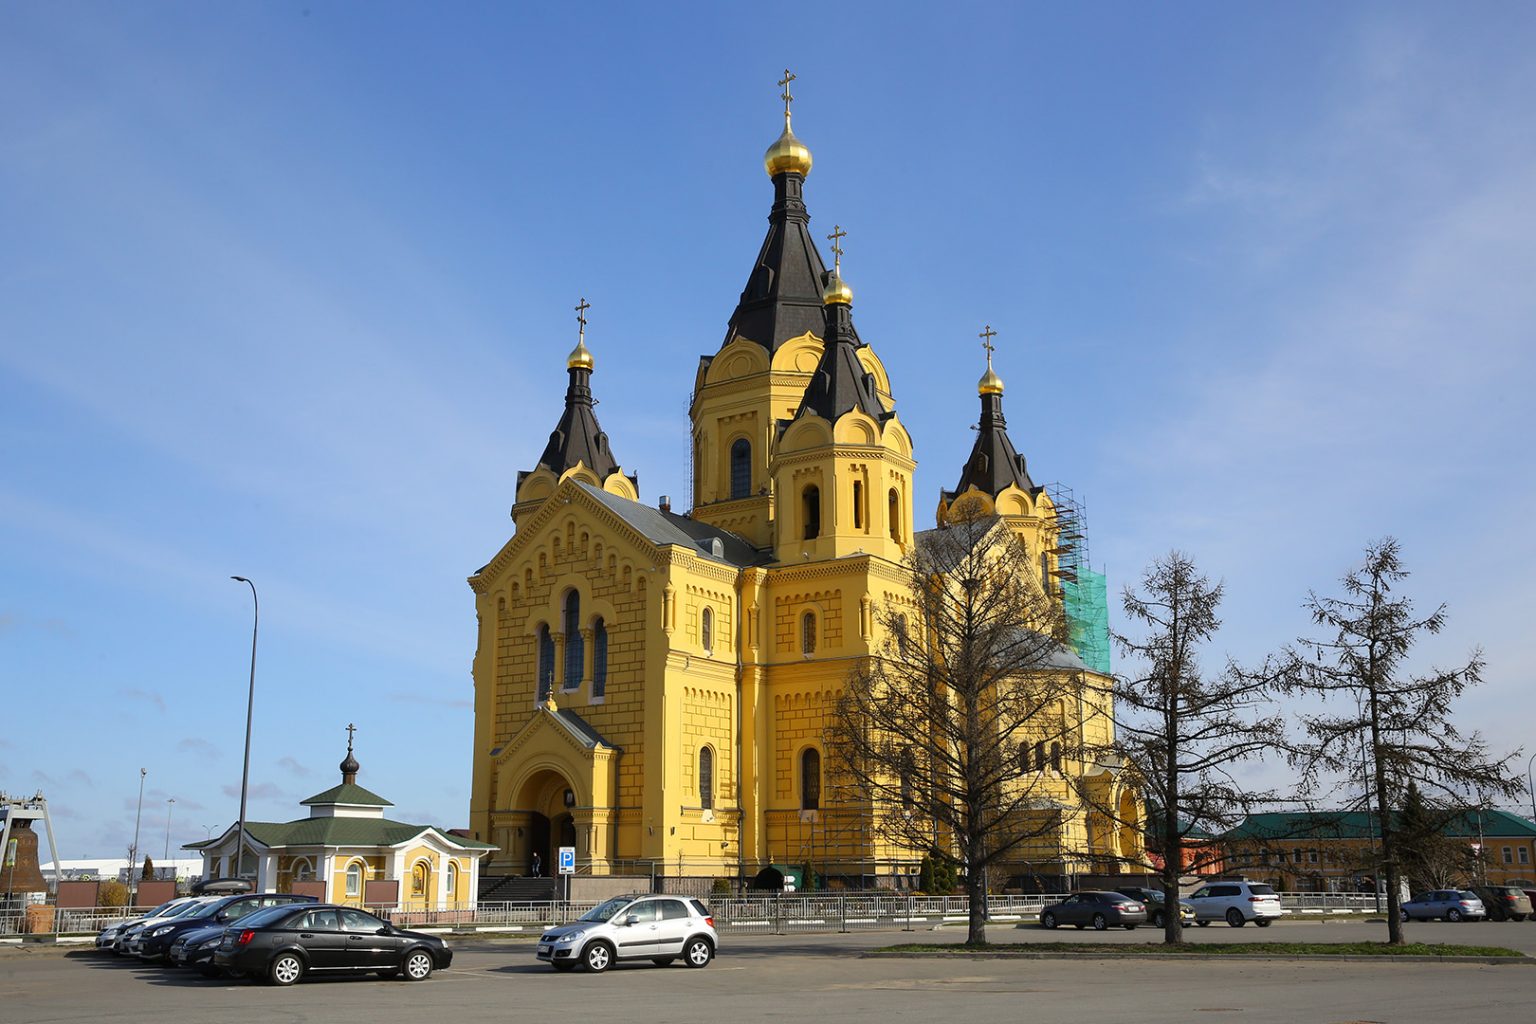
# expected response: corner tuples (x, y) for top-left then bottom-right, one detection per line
(567, 338), (594, 371)
(764, 120), (813, 178)
(822, 267), (853, 306)
(978, 363), (1004, 395)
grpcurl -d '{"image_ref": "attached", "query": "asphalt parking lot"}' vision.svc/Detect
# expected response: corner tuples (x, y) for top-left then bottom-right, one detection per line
(3, 919), (1534, 1024)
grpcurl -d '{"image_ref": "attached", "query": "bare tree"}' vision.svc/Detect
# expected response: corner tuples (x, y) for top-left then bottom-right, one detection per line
(1092, 552), (1288, 943)
(828, 508), (1089, 945)
(1287, 538), (1522, 944)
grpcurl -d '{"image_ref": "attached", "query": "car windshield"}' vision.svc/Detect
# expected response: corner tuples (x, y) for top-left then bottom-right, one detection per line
(1102, 893), (1135, 903)
(146, 900), (180, 917)
(160, 901), (206, 920)
(1248, 884), (1276, 895)
(580, 897), (636, 923)
(239, 905), (301, 928)
(1459, 891), (1480, 900)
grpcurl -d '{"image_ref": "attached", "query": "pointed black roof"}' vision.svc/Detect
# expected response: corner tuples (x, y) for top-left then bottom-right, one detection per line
(528, 364), (622, 482)
(794, 295), (887, 423)
(723, 172), (835, 352)
(946, 390), (1038, 501)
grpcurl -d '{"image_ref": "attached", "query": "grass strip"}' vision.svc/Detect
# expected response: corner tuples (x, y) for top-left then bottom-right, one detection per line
(879, 941), (1525, 957)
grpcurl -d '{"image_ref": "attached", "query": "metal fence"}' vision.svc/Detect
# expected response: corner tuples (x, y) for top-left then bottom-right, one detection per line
(5, 891), (1401, 938)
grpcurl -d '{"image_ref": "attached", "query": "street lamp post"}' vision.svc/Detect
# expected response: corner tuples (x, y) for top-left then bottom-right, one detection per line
(1526, 752), (1536, 824)
(129, 768), (147, 900)
(163, 798), (176, 863)
(231, 576), (259, 883)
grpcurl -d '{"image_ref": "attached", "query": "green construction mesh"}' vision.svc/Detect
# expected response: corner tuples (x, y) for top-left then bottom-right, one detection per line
(1062, 567), (1111, 674)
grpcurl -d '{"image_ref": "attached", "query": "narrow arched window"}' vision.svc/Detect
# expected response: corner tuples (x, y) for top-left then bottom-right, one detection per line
(894, 613), (910, 655)
(1035, 741), (1046, 773)
(701, 607), (713, 652)
(345, 861), (363, 899)
(852, 480), (864, 529)
(537, 624), (554, 701)
(592, 618), (608, 698)
(1019, 742), (1032, 774)
(563, 591), (582, 688)
(447, 861), (460, 903)
(1050, 742), (1062, 772)
(699, 746), (714, 810)
(730, 438), (752, 499)
(900, 748), (915, 808)
(411, 861), (430, 898)
(801, 748), (821, 810)
(801, 611), (817, 655)
(802, 485), (821, 540)
(888, 488), (901, 542)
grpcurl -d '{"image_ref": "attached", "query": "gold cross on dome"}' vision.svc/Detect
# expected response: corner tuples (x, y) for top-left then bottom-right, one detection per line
(575, 297), (590, 342)
(778, 69), (797, 121)
(979, 324), (997, 363)
(345, 722), (356, 750)
(827, 224), (847, 272)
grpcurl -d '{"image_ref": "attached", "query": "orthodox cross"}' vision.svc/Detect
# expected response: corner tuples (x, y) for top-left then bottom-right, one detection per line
(575, 296), (590, 344)
(827, 224), (846, 273)
(345, 722), (356, 752)
(778, 69), (796, 122)
(979, 324), (997, 366)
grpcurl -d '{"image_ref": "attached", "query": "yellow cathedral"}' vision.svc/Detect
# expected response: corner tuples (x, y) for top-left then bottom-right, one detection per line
(467, 82), (1140, 888)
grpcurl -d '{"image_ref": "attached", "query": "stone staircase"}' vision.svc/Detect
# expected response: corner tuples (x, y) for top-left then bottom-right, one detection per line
(478, 875), (558, 903)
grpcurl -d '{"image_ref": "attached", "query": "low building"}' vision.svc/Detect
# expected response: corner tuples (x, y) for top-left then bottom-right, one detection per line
(187, 737), (494, 910)
(1221, 810), (1536, 891)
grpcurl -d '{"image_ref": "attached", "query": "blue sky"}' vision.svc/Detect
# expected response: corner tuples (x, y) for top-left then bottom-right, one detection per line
(3, 2), (1534, 859)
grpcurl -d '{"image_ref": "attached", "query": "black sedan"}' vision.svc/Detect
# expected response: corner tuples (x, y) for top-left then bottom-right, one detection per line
(1040, 891), (1148, 931)
(213, 903), (452, 985)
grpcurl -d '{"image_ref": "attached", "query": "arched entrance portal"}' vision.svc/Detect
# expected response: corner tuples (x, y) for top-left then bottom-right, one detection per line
(514, 768), (581, 877)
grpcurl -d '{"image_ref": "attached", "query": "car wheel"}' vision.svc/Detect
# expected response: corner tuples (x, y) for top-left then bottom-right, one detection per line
(1400, 909), (1410, 922)
(268, 953), (305, 987)
(583, 941), (615, 973)
(1151, 910), (1165, 928)
(1447, 908), (1462, 922)
(552, 961), (577, 972)
(683, 938), (713, 968)
(1092, 914), (1108, 931)
(402, 949), (435, 981)
(1226, 909), (1245, 928)
(652, 957), (675, 967)
(1042, 912), (1058, 930)
(1255, 919), (1272, 928)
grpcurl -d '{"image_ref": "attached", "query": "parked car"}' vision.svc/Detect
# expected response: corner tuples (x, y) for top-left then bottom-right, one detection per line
(1039, 891), (1148, 931)
(97, 896), (202, 949)
(116, 898), (218, 955)
(1468, 885), (1532, 922)
(1115, 887), (1195, 928)
(212, 903), (452, 985)
(1401, 889), (1486, 922)
(137, 892), (317, 963)
(536, 893), (718, 972)
(1186, 881), (1283, 927)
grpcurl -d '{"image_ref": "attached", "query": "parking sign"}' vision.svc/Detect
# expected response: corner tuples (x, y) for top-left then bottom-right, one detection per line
(558, 846), (576, 875)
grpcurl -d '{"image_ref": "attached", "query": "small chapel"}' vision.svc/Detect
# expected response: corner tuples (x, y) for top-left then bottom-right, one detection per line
(467, 77), (1138, 887)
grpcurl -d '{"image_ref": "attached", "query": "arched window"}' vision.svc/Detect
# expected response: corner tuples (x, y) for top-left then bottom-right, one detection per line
(292, 858), (313, 882)
(345, 861), (364, 899)
(852, 480), (864, 529)
(1035, 741), (1046, 773)
(801, 611), (817, 655)
(888, 488), (901, 542)
(446, 861), (460, 904)
(802, 485), (821, 540)
(562, 591), (583, 688)
(800, 748), (821, 810)
(410, 861), (430, 898)
(894, 613), (910, 655)
(1019, 742), (1032, 774)
(1050, 742), (1062, 772)
(698, 746), (714, 810)
(900, 748), (916, 809)
(592, 618), (608, 698)
(701, 607), (713, 652)
(537, 624), (554, 701)
(730, 438), (752, 499)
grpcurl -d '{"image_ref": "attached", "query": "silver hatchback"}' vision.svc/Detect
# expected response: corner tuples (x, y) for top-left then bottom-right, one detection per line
(1401, 890), (1486, 922)
(537, 894), (717, 973)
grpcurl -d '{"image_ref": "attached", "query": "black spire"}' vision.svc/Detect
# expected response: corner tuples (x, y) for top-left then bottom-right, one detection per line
(794, 286), (887, 423)
(340, 722), (360, 784)
(723, 171), (832, 352)
(948, 389), (1037, 500)
(533, 361), (621, 480)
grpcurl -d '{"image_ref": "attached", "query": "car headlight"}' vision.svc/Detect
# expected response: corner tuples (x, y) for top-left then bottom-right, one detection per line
(554, 933), (580, 944)
(151, 926), (173, 937)
(200, 938), (220, 949)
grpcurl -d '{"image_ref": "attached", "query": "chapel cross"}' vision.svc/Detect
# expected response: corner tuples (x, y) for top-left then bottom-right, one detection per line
(979, 324), (998, 365)
(778, 69), (797, 122)
(575, 297), (590, 343)
(345, 722), (356, 751)
(827, 224), (847, 272)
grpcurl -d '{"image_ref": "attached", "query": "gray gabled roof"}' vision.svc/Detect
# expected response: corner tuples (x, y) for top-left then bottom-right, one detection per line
(577, 483), (767, 567)
(554, 708), (615, 750)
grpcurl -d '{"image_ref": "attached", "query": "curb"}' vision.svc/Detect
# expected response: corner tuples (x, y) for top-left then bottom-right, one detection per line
(863, 951), (1533, 966)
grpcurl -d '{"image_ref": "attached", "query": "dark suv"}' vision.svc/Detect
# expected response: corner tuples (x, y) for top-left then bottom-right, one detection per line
(1469, 885), (1532, 922)
(138, 892), (317, 964)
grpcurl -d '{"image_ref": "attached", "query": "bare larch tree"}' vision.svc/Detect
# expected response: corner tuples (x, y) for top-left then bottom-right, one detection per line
(1287, 538), (1522, 945)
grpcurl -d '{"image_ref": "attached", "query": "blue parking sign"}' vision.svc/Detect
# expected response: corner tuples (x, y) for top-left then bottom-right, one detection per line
(558, 846), (576, 875)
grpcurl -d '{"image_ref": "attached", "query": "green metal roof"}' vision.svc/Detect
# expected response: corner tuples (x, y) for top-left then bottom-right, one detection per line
(184, 819), (495, 852)
(299, 782), (392, 807)
(1222, 809), (1536, 841)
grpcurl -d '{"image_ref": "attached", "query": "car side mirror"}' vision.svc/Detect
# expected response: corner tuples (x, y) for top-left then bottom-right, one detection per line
(624, 914), (640, 927)
(376, 927), (392, 935)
